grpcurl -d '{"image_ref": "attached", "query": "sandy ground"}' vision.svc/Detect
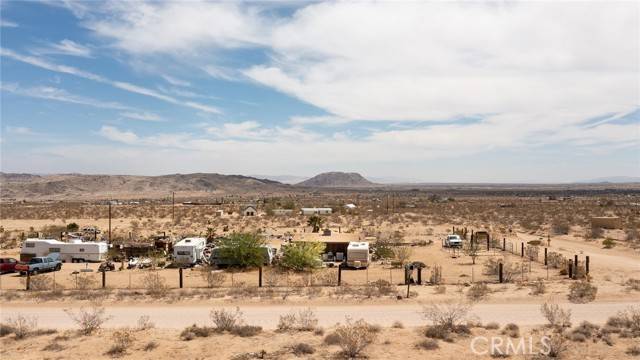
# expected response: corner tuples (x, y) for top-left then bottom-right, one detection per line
(2, 302), (638, 330)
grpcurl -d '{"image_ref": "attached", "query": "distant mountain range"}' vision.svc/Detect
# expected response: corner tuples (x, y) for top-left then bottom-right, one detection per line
(296, 172), (377, 188)
(577, 176), (640, 184)
(0, 172), (289, 200)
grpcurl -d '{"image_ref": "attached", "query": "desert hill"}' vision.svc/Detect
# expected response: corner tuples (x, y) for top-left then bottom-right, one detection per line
(296, 172), (376, 188)
(0, 172), (289, 200)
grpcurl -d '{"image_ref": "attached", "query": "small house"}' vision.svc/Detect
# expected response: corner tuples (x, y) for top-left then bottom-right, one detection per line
(242, 205), (257, 216)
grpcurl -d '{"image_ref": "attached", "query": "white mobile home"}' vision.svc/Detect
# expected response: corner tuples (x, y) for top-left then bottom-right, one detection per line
(346, 242), (370, 268)
(20, 238), (108, 262)
(300, 207), (333, 215)
(173, 237), (207, 265)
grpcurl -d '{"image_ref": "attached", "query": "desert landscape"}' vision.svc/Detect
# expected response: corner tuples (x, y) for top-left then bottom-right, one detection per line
(1, 172), (639, 359)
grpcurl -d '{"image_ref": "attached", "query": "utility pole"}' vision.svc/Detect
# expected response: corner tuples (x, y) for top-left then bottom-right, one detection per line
(108, 201), (112, 246)
(172, 191), (175, 224)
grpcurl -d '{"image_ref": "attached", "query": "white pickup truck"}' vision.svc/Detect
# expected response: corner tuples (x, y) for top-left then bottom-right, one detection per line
(444, 234), (463, 248)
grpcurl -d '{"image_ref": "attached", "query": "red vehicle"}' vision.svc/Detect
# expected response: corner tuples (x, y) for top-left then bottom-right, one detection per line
(0, 258), (18, 274)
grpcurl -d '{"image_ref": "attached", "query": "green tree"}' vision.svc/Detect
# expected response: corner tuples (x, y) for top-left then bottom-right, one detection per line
(307, 215), (325, 233)
(218, 232), (266, 268)
(279, 242), (324, 271)
(66, 222), (79, 231)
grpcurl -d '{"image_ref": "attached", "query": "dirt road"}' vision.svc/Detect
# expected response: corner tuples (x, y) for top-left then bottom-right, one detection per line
(1, 302), (635, 329)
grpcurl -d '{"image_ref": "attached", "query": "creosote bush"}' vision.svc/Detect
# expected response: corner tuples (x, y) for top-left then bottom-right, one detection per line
(106, 329), (133, 357)
(210, 307), (244, 332)
(540, 302), (572, 330)
(277, 308), (318, 332)
(568, 281), (597, 303)
(331, 317), (378, 358)
(65, 306), (111, 335)
(6, 314), (37, 339)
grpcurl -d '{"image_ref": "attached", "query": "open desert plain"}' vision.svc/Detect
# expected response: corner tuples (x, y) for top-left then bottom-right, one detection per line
(1, 1), (639, 359)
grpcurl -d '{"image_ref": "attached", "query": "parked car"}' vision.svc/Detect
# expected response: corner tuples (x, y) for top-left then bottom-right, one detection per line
(444, 234), (463, 248)
(15, 253), (62, 275)
(0, 258), (18, 274)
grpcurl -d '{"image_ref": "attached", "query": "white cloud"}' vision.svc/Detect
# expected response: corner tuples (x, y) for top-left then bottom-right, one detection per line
(289, 115), (352, 126)
(162, 75), (191, 87)
(6, 126), (34, 135)
(203, 65), (238, 81)
(99, 126), (138, 144)
(0, 19), (18, 27)
(0, 48), (221, 113)
(86, 2), (266, 54)
(1, 83), (132, 110)
(36, 39), (93, 58)
(120, 112), (164, 122)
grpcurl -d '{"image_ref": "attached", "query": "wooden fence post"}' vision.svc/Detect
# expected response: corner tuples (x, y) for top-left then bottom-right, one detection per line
(179, 268), (183, 288)
(568, 260), (573, 279)
(521, 243), (524, 257)
(499, 263), (503, 283)
(586, 256), (590, 275)
(26, 272), (30, 291)
(258, 267), (263, 287)
(102, 270), (106, 288)
(544, 248), (548, 266)
(502, 238), (506, 251)
(338, 264), (342, 286)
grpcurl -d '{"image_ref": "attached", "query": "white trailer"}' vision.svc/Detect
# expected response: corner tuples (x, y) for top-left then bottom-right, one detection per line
(20, 238), (108, 262)
(173, 237), (207, 265)
(300, 207), (333, 215)
(346, 241), (370, 268)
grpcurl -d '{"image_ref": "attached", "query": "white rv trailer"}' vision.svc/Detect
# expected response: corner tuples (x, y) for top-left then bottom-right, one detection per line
(20, 238), (108, 262)
(173, 237), (207, 265)
(346, 241), (370, 268)
(300, 207), (333, 215)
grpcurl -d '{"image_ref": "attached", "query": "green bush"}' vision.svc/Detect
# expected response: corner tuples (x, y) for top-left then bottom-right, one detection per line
(279, 242), (323, 271)
(217, 233), (266, 268)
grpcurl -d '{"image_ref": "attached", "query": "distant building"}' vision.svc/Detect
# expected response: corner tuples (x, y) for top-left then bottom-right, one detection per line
(272, 209), (294, 216)
(242, 205), (257, 216)
(344, 203), (357, 210)
(300, 207), (332, 215)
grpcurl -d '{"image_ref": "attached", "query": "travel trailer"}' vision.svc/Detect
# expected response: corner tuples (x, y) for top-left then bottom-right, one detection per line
(346, 242), (370, 268)
(173, 237), (207, 265)
(20, 238), (108, 262)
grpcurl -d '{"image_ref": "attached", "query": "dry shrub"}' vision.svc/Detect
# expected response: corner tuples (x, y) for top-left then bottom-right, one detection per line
(392, 321), (404, 329)
(180, 324), (215, 340)
(606, 306), (640, 337)
(568, 281), (597, 303)
(529, 279), (546, 295)
(416, 338), (439, 350)
(6, 314), (37, 339)
(210, 307), (244, 331)
(569, 321), (599, 340)
(627, 345), (640, 356)
(332, 318), (378, 358)
(544, 332), (568, 358)
(43, 341), (65, 352)
(231, 325), (262, 337)
(136, 315), (154, 331)
(143, 341), (158, 351)
(200, 267), (226, 288)
(141, 271), (168, 298)
(625, 279), (640, 291)
(484, 322), (500, 330)
(0, 323), (16, 337)
(75, 274), (97, 290)
(106, 329), (133, 357)
(366, 279), (395, 297)
(65, 306), (111, 335)
(22, 275), (55, 291)
(277, 308), (318, 332)
(422, 302), (471, 329)
(467, 282), (490, 301)
(430, 265), (442, 284)
(313, 269), (337, 286)
(540, 302), (572, 330)
(501, 323), (519, 338)
(291, 342), (315, 355)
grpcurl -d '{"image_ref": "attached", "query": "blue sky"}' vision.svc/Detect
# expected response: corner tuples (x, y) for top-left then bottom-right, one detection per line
(1, 1), (638, 183)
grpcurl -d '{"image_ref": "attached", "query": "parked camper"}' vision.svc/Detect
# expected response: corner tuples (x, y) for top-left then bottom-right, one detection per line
(173, 237), (207, 266)
(20, 238), (108, 263)
(300, 207), (332, 215)
(346, 242), (370, 268)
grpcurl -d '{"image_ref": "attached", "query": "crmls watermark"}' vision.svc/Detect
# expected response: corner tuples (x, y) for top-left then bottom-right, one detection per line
(470, 336), (552, 356)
